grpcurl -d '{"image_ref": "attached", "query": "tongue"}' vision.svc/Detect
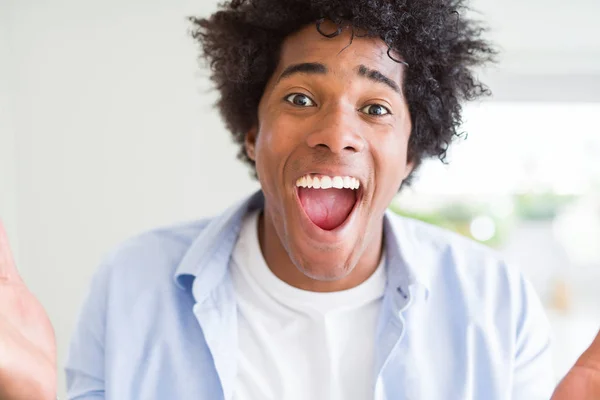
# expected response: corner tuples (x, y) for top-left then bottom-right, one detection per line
(298, 188), (357, 231)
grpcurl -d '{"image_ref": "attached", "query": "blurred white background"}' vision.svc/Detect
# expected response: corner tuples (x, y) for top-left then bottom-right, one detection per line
(1, 0), (599, 396)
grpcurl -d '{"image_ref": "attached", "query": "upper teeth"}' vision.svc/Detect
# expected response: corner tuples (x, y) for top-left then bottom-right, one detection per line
(295, 175), (360, 190)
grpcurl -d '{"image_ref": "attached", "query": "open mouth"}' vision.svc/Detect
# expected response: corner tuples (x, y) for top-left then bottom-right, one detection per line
(295, 174), (362, 231)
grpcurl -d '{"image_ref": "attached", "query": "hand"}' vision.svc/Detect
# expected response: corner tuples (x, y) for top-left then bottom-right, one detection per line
(0, 220), (599, 400)
(0, 221), (57, 400)
(552, 328), (600, 399)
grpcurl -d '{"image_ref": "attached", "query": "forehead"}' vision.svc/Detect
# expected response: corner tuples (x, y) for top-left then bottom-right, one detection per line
(276, 23), (404, 83)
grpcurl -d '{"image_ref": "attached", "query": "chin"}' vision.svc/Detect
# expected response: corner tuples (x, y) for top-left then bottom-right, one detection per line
(293, 251), (356, 282)
(283, 226), (365, 281)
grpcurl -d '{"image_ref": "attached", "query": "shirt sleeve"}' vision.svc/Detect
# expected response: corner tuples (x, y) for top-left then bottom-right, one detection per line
(510, 273), (555, 400)
(64, 263), (110, 399)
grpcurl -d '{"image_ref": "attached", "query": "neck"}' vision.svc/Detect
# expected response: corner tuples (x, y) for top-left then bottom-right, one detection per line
(257, 209), (384, 292)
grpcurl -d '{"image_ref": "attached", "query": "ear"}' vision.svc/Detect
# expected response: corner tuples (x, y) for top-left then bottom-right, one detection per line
(245, 126), (258, 161)
(403, 159), (416, 180)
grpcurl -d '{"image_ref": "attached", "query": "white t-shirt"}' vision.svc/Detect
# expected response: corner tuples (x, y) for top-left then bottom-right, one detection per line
(230, 210), (386, 400)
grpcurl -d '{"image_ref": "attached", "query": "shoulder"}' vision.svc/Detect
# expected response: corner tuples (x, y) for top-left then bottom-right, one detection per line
(390, 213), (550, 347)
(388, 211), (508, 270)
(91, 218), (213, 290)
(387, 213), (534, 308)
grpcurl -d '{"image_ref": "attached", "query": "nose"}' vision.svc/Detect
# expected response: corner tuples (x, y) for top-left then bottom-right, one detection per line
(305, 106), (365, 154)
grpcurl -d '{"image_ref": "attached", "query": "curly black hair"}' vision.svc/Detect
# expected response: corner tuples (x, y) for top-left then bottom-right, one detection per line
(189, 0), (496, 186)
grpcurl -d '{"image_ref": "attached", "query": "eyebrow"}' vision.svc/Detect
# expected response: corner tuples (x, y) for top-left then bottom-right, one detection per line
(356, 65), (401, 94)
(278, 62), (328, 82)
(276, 62), (401, 94)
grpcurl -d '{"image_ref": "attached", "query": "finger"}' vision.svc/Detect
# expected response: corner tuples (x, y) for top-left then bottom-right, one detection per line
(576, 329), (600, 370)
(0, 219), (21, 282)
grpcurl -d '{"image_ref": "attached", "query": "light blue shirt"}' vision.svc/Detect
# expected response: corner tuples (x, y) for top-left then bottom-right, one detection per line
(65, 191), (554, 399)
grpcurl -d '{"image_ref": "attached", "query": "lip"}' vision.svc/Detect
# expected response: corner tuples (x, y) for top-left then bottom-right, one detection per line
(293, 181), (364, 244)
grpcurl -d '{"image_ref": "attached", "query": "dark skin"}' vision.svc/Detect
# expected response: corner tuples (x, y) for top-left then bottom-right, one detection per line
(0, 22), (598, 400)
(245, 23), (413, 292)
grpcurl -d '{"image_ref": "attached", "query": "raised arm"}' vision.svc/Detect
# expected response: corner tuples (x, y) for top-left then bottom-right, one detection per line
(0, 221), (57, 399)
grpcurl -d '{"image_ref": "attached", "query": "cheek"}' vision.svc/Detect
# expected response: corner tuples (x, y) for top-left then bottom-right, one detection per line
(372, 126), (411, 195)
(254, 116), (300, 189)
(256, 114), (302, 164)
(382, 134), (410, 171)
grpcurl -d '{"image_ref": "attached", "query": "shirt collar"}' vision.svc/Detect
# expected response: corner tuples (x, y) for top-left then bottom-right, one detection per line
(174, 190), (431, 301)
(173, 191), (264, 298)
(382, 209), (432, 299)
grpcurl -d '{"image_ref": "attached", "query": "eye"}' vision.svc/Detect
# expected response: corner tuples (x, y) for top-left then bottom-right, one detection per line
(285, 93), (316, 107)
(360, 104), (391, 116)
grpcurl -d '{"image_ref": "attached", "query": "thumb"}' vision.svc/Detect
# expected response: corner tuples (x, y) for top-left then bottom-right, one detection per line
(0, 219), (21, 283)
(552, 329), (600, 400)
(575, 329), (600, 372)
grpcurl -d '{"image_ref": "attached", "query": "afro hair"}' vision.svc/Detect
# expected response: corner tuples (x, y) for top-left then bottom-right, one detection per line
(189, 0), (496, 186)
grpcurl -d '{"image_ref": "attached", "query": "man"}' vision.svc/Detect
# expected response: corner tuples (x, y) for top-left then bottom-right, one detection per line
(0, 0), (599, 399)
